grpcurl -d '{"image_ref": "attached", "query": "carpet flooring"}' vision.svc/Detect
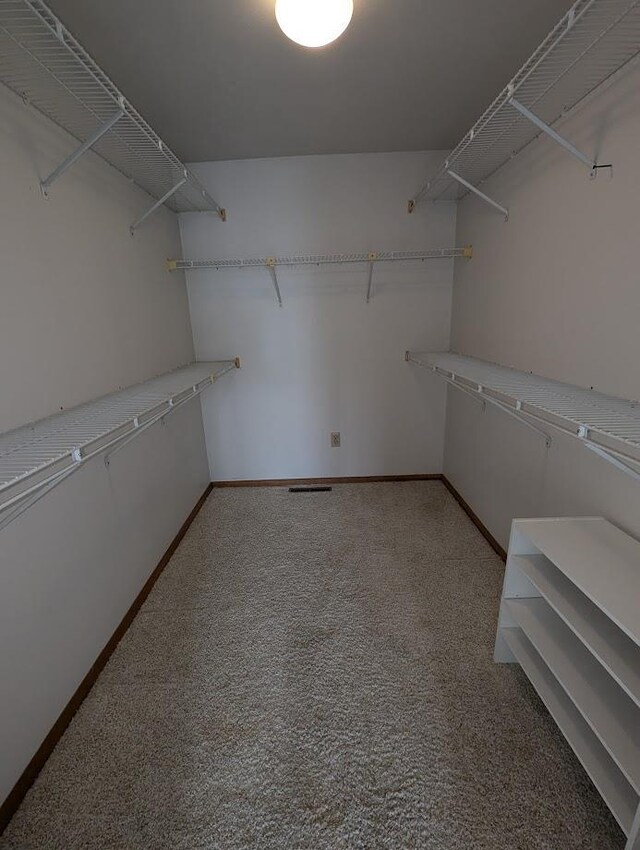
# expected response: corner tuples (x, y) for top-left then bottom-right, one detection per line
(1, 482), (625, 849)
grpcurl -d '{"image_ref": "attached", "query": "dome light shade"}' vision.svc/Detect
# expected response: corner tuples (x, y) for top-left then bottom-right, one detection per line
(275, 0), (354, 48)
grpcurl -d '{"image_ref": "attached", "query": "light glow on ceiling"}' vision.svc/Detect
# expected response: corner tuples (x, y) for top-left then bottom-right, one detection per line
(275, 0), (354, 48)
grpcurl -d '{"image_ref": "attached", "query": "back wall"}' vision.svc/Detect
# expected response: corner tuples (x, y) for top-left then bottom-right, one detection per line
(181, 152), (458, 481)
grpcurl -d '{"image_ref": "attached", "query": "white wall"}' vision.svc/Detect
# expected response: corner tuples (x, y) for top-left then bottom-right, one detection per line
(182, 152), (457, 481)
(444, 61), (640, 548)
(0, 84), (210, 805)
(0, 85), (194, 434)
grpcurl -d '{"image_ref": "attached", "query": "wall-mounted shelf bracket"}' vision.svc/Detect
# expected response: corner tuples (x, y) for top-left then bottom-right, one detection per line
(490, 396), (552, 447)
(40, 106), (124, 195)
(265, 258), (283, 308)
(130, 177), (187, 234)
(582, 437), (640, 484)
(444, 373), (486, 411)
(447, 170), (509, 220)
(365, 253), (377, 303)
(509, 97), (595, 170)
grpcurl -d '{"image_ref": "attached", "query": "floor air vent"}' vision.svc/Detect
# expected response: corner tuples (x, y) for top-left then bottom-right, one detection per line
(288, 486), (333, 493)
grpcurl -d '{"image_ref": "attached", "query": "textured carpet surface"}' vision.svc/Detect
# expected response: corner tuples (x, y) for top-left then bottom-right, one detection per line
(1, 482), (625, 849)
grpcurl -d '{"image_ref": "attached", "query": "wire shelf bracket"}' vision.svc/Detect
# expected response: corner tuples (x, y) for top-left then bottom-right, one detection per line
(365, 253), (377, 303)
(508, 97), (595, 171)
(265, 257), (283, 308)
(408, 0), (640, 216)
(407, 351), (640, 484)
(0, 359), (240, 531)
(0, 0), (226, 223)
(40, 106), (123, 194)
(168, 247), (473, 306)
(447, 170), (509, 220)
(130, 177), (186, 234)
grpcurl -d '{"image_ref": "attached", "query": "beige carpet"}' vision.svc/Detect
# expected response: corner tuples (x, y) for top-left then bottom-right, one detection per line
(1, 482), (624, 849)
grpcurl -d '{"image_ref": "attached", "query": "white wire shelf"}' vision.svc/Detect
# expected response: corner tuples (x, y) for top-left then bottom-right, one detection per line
(0, 360), (240, 518)
(0, 0), (225, 219)
(169, 247), (472, 307)
(407, 352), (640, 474)
(410, 0), (640, 210)
(168, 247), (472, 271)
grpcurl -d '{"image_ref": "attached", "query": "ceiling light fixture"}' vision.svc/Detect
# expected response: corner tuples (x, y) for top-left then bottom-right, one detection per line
(275, 0), (354, 48)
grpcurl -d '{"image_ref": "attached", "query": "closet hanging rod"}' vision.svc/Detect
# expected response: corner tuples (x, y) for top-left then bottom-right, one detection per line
(167, 246), (473, 272)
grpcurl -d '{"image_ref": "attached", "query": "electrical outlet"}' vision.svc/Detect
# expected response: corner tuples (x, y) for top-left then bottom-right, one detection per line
(331, 432), (341, 448)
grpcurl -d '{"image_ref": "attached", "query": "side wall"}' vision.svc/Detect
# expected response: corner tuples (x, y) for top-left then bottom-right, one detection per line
(181, 152), (457, 481)
(0, 84), (210, 807)
(445, 62), (640, 548)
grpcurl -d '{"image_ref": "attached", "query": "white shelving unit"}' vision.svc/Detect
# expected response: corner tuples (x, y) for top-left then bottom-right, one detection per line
(169, 247), (472, 307)
(0, 359), (240, 527)
(0, 0), (225, 226)
(496, 517), (640, 847)
(407, 352), (640, 481)
(409, 0), (640, 217)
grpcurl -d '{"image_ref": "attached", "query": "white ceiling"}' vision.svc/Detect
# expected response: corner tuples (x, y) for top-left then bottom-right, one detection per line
(47, 0), (572, 163)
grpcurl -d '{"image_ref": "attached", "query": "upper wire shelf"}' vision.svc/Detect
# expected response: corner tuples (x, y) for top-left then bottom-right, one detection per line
(0, 0), (225, 218)
(410, 0), (640, 210)
(0, 360), (240, 518)
(167, 247), (472, 271)
(168, 247), (473, 307)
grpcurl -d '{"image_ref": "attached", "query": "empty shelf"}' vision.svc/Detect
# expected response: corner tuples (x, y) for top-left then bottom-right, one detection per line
(0, 0), (223, 215)
(408, 352), (640, 470)
(412, 0), (640, 205)
(502, 626), (638, 836)
(505, 597), (640, 792)
(0, 360), (238, 512)
(511, 554), (640, 707)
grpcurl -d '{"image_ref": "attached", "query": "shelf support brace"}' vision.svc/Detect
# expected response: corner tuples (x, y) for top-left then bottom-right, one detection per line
(509, 98), (595, 169)
(130, 178), (187, 234)
(365, 253), (377, 303)
(447, 170), (509, 220)
(41, 108), (125, 194)
(583, 442), (640, 484)
(266, 258), (283, 308)
(626, 805), (640, 850)
(488, 397), (552, 447)
(441, 374), (486, 410)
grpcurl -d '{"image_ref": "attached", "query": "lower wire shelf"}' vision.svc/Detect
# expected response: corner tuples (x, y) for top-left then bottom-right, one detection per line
(0, 359), (240, 519)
